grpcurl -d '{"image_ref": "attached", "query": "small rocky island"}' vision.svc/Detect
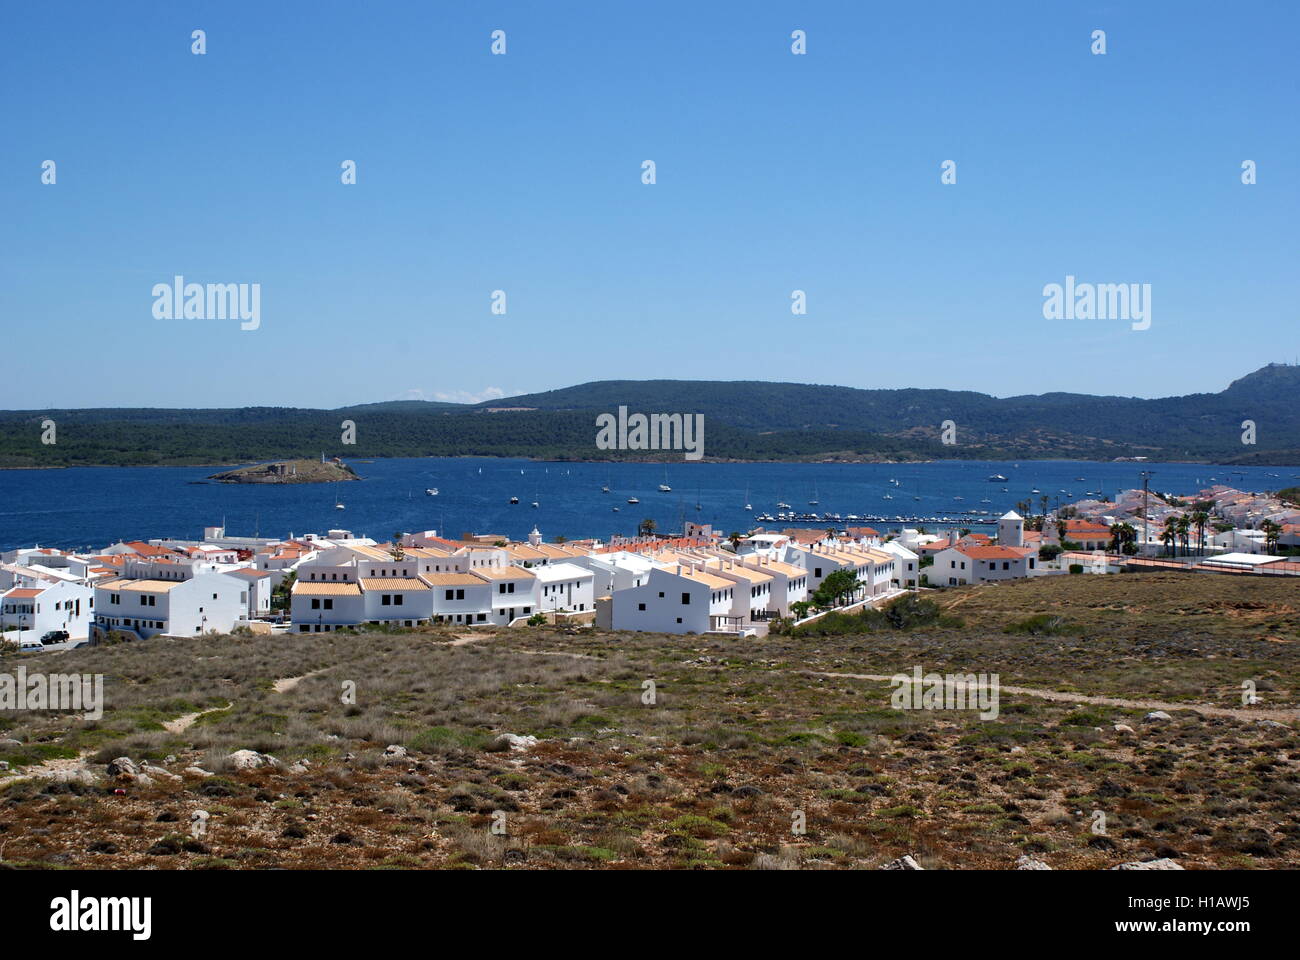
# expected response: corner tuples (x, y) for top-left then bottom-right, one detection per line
(209, 458), (360, 484)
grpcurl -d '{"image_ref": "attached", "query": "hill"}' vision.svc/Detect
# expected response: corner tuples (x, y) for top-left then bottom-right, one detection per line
(1, 364), (1298, 467)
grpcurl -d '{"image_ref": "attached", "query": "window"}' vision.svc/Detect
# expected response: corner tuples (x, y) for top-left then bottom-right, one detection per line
(324, 599), (333, 610)
(394, 594), (403, 606)
(637, 603), (646, 611)
(311, 598), (321, 610)
(446, 589), (454, 600)
(681, 592), (690, 605)
(382, 594), (392, 606)
(814, 567), (822, 578)
(456, 589), (464, 600)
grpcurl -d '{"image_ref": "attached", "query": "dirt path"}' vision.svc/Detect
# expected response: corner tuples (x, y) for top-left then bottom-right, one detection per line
(273, 668), (328, 693)
(809, 671), (1299, 722)
(162, 703), (231, 734)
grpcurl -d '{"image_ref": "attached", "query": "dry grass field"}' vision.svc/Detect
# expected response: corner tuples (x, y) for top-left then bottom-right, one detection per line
(1, 573), (1297, 870)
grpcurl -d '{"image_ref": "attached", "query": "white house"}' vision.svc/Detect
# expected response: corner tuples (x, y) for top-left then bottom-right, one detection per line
(291, 581), (365, 632)
(877, 541), (920, 588)
(738, 556), (808, 616)
(928, 545), (1036, 586)
(426, 573), (494, 625)
(359, 576), (434, 626)
(611, 564), (738, 634)
(534, 562), (596, 614)
(473, 565), (540, 625)
(711, 559), (775, 626)
(0, 579), (95, 642)
(93, 571), (248, 641)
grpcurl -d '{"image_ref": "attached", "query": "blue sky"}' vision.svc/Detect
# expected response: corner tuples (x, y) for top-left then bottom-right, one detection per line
(2, 1), (1296, 409)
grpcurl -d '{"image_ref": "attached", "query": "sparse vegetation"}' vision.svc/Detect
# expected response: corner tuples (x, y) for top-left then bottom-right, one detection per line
(0, 573), (1296, 870)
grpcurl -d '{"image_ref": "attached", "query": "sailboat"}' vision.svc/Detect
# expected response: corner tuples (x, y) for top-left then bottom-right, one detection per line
(335, 501), (345, 510)
(658, 467), (671, 493)
(602, 473), (610, 493)
(808, 482), (819, 506)
(744, 485), (752, 511)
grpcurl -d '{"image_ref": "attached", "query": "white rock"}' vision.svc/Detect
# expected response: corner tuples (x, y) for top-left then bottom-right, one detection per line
(1143, 711), (1173, 722)
(1016, 855), (1052, 870)
(382, 744), (408, 761)
(228, 749), (278, 770)
(495, 734), (539, 752)
(880, 855), (924, 870)
(1112, 858), (1184, 871)
(106, 756), (139, 777)
(141, 763), (181, 781)
(1113, 724), (1135, 734)
(183, 766), (215, 778)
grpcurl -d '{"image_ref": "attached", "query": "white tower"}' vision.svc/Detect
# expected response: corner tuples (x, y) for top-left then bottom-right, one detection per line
(998, 510), (1024, 547)
(528, 526), (542, 546)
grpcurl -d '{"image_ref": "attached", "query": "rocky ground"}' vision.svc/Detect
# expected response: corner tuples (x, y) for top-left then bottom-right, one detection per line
(1, 573), (1297, 870)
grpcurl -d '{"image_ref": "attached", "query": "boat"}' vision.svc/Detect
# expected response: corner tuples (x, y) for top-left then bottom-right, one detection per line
(744, 485), (752, 512)
(334, 502), (345, 510)
(776, 501), (791, 509)
(988, 474), (1008, 482)
(612, 506), (620, 512)
(627, 497), (640, 504)
(425, 487), (438, 496)
(882, 494), (893, 500)
(808, 482), (819, 506)
(509, 496), (519, 504)
(658, 467), (671, 492)
(602, 473), (611, 493)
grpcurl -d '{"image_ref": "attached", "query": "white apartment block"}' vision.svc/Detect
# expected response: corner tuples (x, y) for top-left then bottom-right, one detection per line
(611, 564), (739, 635)
(92, 571), (248, 642)
(1, 579), (95, 641)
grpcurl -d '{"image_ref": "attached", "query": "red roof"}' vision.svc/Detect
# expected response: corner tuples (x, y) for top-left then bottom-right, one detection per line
(958, 545), (1032, 560)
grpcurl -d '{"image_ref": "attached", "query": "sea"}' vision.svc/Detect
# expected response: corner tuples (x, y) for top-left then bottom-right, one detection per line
(0, 458), (1295, 552)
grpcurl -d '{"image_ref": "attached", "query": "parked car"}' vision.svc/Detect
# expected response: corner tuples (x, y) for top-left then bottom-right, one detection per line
(19, 641), (43, 651)
(40, 630), (70, 645)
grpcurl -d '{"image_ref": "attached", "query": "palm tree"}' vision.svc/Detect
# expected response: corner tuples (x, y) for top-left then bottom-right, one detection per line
(638, 518), (657, 538)
(1190, 510), (1209, 555)
(1160, 516), (1178, 557)
(1176, 515), (1191, 556)
(728, 531), (743, 551)
(1261, 519), (1282, 553)
(390, 532), (405, 561)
